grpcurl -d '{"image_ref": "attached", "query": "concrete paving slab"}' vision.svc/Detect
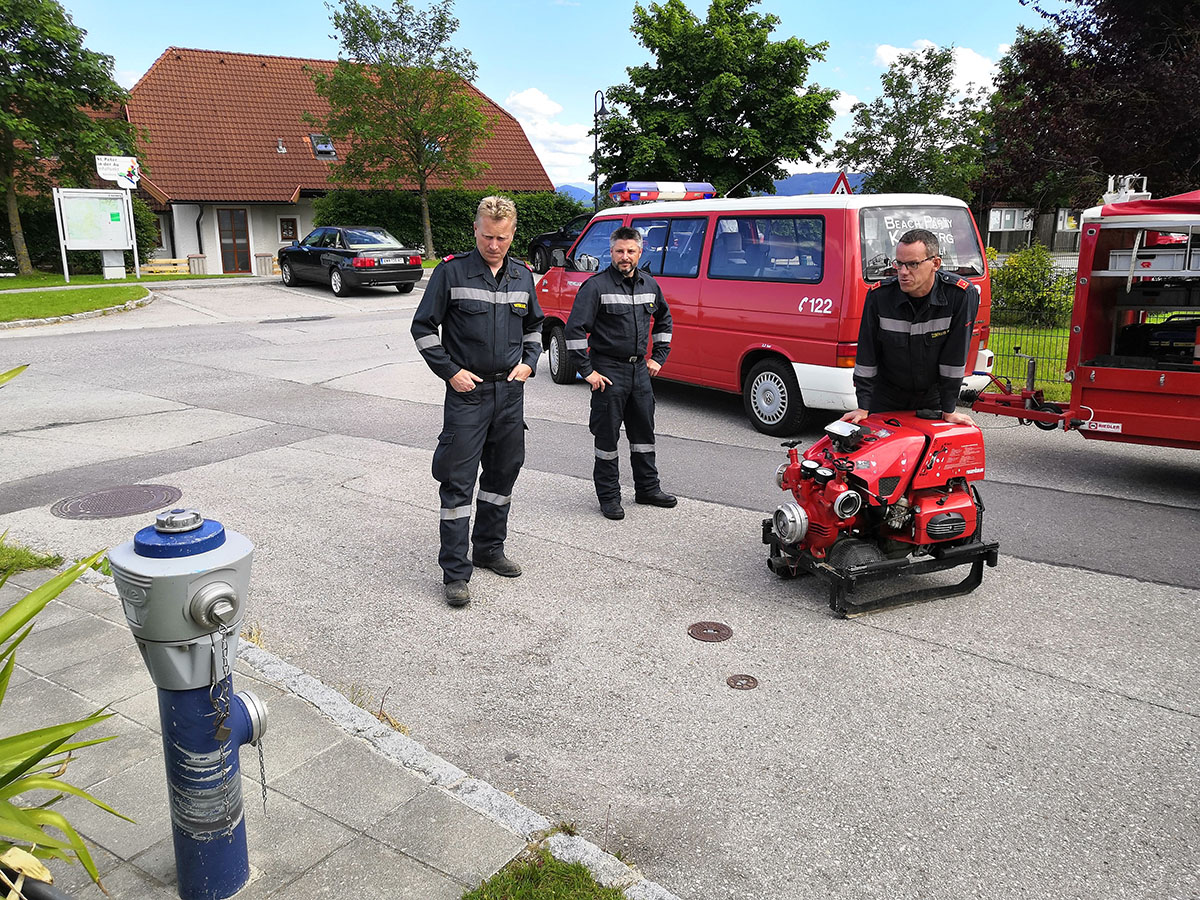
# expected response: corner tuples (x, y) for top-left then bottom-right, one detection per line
(11, 406), (268, 455)
(64, 754), (172, 860)
(65, 712), (160, 793)
(1, 578), (88, 629)
(271, 737), (426, 831)
(17, 614), (129, 676)
(280, 834), (465, 900)
(0, 368), (188, 433)
(0, 433), (132, 481)
(368, 785), (527, 886)
(44, 843), (124, 896)
(0, 670), (94, 736)
(110, 684), (160, 731)
(54, 643), (154, 706)
(235, 689), (346, 785)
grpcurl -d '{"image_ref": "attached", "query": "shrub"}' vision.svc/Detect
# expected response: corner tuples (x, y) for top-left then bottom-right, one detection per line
(987, 244), (1076, 326)
(312, 189), (589, 259)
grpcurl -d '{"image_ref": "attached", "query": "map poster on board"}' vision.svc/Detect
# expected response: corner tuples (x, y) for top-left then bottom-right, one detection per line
(55, 188), (133, 251)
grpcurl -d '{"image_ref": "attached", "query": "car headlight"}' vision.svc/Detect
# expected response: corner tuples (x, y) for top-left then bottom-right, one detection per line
(773, 501), (809, 545)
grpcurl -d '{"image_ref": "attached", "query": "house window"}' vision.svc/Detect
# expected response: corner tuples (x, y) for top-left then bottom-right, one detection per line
(309, 134), (336, 159)
(989, 208), (1034, 232)
(279, 217), (298, 242)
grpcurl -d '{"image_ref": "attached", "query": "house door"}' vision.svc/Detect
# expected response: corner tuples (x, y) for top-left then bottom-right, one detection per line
(217, 208), (251, 273)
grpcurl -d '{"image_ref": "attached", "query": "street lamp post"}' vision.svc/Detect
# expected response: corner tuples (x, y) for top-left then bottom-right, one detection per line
(593, 90), (608, 211)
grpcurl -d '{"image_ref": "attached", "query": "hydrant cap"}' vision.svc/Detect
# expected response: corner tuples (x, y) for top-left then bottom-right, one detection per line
(133, 515), (227, 558)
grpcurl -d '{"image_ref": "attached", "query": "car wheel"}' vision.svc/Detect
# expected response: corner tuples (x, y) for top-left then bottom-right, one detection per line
(330, 267), (351, 297)
(280, 261), (296, 286)
(532, 247), (549, 273)
(395, 282), (415, 293)
(548, 324), (577, 385)
(743, 358), (806, 436)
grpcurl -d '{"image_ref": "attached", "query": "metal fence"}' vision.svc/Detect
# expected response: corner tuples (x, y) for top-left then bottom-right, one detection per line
(985, 266), (1076, 399)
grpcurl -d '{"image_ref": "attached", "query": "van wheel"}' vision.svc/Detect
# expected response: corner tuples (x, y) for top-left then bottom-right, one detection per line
(744, 358), (806, 436)
(548, 324), (577, 384)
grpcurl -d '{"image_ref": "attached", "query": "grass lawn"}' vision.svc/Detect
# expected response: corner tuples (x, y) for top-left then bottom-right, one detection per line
(0, 272), (250, 290)
(461, 848), (626, 900)
(986, 324), (1073, 403)
(0, 536), (63, 576)
(0, 285), (149, 322)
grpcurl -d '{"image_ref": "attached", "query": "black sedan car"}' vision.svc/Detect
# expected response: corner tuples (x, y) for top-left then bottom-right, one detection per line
(527, 213), (593, 273)
(278, 226), (423, 296)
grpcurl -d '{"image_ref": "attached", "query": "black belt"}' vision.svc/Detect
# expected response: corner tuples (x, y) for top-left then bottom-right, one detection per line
(597, 353), (643, 364)
(476, 371), (511, 382)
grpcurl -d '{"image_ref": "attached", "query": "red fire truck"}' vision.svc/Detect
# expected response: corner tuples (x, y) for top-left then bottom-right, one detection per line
(973, 189), (1200, 451)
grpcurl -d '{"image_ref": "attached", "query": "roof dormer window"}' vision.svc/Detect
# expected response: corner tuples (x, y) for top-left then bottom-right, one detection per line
(309, 134), (337, 159)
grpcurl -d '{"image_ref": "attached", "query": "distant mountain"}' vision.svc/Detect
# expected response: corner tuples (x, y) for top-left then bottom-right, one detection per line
(556, 184), (594, 204)
(772, 172), (868, 195)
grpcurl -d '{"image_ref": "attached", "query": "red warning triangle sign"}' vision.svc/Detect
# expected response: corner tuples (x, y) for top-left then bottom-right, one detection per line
(831, 171), (853, 194)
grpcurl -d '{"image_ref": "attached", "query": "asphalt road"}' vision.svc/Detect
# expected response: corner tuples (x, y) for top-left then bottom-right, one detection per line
(0, 280), (1196, 900)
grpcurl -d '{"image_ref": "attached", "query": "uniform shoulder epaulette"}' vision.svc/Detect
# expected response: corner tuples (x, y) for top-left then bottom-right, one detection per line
(955, 277), (970, 290)
(439, 254), (455, 263)
(867, 280), (885, 291)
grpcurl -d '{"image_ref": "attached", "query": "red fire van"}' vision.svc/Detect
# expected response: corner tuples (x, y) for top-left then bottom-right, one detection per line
(537, 193), (993, 435)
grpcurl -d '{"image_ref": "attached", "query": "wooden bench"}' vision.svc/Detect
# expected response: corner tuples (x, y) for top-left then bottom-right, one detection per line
(142, 258), (189, 275)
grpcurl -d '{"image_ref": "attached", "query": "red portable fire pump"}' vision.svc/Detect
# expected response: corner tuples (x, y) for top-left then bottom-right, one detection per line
(763, 413), (1000, 616)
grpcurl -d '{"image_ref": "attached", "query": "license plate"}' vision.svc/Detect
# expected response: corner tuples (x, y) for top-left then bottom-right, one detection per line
(379, 258), (403, 265)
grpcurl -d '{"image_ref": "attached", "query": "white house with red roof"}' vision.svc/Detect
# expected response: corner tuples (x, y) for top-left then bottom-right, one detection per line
(125, 47), (552, 273)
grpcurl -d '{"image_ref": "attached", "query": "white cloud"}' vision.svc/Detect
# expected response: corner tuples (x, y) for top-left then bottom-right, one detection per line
(832, 91), (860, 118)
(116, 69), (141, 89)
(872, 41), (1001, 94)
(503, 88), (593, 184)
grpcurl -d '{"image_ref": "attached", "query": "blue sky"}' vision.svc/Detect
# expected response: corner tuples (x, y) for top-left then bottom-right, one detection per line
(65, 0), (1052, 185)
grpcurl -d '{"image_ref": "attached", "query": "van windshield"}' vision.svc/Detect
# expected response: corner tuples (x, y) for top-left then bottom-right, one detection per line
(859, 206), (984, 281)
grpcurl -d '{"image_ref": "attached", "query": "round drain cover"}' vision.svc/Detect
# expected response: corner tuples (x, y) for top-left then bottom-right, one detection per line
(727, 674), (758, 691)
(688, 621), (732, 642)
(51, 484), (183, 520)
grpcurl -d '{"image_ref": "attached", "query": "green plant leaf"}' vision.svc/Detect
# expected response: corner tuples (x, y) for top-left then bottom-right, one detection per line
(0, 802), (70, 851)
(0, 550), (105, 650)
(0, 366), (28, 389)
(0, 776), (131, 822)
(0, 714), (114, 776)
(22, 807), (101, 884)
(0, 654), (12, 708)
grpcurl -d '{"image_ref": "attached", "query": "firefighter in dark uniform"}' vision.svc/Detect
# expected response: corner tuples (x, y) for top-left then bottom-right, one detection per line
(844, 228), (979, 425)
(411, 196), (544, 607)
(565, 225), (676, 520)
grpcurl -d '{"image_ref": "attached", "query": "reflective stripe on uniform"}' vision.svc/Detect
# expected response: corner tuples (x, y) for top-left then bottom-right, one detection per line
(629, 443), (655, 453)
(594, 447), (619, 460)
(440, 505), (472, 520)
(477, 491), (511, 506)
(879, 316), (954, 335)
(566, 339), (589, 350)
(600, 293), (635, 307)
(939, 363), (966, 378)
(415, 334), (441, 350)
(855, 364), (878, 378)
(450, 286), (531, 305)
(653, 332), (671, 343)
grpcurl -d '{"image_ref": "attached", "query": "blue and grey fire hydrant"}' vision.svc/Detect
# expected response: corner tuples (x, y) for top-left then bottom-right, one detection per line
(109, 509), (267, 900)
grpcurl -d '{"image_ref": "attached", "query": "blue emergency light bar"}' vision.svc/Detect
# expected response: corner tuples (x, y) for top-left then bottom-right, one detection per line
(609, 181), (717, 203)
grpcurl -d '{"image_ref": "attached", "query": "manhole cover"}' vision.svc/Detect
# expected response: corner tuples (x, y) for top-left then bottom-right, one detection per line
(687, 621), (733, 642)
(727, 674), (759, 691)
(51, 484), (183, 520)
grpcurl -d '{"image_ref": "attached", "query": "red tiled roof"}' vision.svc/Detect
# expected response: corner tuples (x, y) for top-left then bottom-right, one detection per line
(126, 47), (552, 203)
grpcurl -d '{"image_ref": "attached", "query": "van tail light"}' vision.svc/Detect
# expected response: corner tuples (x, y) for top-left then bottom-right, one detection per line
(409, 255), (422, 266)
(835, 343), (857, 368)
(352, 257), (376, 268)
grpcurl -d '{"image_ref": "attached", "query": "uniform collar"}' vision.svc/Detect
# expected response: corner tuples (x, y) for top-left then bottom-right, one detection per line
(465, 248), (514, 284)
(606, 264), (644, 288)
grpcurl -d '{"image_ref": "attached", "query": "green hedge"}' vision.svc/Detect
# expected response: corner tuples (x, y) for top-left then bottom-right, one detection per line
(312, 189), (588, 259)
(0, 194), (160, 274)
(986, 244), (1076, 327)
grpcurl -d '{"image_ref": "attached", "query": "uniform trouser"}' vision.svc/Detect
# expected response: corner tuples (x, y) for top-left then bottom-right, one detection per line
(431, 381), (525, 583)
(589, 359), (660, 504)
(868, 382), (941, 414)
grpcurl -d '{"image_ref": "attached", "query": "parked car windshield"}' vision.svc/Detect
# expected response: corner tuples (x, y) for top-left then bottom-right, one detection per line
(859, 206), (984, 281)
(343, 227), (404, 250)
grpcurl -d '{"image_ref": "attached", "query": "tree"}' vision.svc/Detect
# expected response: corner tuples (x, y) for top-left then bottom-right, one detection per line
(0, 0), (132, 275)
(596, 0), (836, 197)
(980, 1), (1200, 208)
(310, 0), (489, 257)
(829, 45), (989, 202)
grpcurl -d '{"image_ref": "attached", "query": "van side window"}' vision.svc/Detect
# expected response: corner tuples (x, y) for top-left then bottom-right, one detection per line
(632, 219), (669, 273)
(709, 216), (824, 284)
(661, 218), (707, 277)
(571, 219), (622, 271)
